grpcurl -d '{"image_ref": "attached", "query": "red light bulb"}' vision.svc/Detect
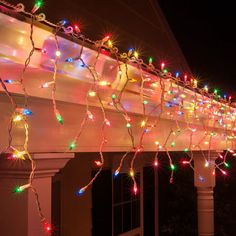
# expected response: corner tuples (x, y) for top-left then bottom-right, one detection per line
(44, 222), (52, 233)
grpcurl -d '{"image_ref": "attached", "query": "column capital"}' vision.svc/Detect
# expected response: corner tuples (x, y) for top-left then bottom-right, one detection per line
(193, 151), (217, 188)
(0, 152), (74, 236)
(0, 152), (74, 178)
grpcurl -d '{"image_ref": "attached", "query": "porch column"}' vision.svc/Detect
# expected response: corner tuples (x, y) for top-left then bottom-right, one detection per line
(194, 152), (217, 236)
(0, 152), (74, 236)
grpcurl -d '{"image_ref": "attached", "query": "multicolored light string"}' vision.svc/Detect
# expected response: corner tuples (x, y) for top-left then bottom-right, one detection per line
(0, 1), (235, 234)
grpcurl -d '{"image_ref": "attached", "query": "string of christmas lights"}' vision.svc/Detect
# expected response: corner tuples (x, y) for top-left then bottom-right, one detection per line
(0, 0), (236, 234)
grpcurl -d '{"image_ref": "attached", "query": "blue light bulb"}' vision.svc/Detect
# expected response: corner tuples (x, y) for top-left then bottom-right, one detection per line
(4, 79), (12, 84)
(23, 109), (33, 116)
(76, 188), (85, 196)
(65, 57), (74, 63)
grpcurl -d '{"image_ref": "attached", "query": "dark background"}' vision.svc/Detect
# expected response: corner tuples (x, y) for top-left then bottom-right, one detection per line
(158, 0), (236, 97)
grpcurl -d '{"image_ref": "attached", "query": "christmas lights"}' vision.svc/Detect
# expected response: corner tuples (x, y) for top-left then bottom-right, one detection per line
(0, 1), (235, 234)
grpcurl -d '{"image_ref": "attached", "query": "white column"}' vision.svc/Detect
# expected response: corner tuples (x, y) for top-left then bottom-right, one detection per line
(194, 152), (217, 236)
(0, 153), (74, 236)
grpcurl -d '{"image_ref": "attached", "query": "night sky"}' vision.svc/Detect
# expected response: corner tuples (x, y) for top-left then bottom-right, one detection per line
(158, 0), (236, 97)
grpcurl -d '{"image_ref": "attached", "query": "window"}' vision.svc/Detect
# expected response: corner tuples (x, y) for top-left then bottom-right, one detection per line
(113, 173), (140, 235)
(92, 170), (112, 236)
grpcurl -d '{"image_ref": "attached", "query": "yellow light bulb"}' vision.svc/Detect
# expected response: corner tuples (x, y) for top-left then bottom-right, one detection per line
(99, 80), (110, 86)
(55, 50), (61, 57)
(13, 150), (26, 160)
(141, 120), (146, 127)
(88, 91), (96, 97)
(133, 51), (139, 58)
(130, 170), (134, 177)
(155, 141), (160, 146)
(107, 40), (113, 48)
(13, 114), (23, 122)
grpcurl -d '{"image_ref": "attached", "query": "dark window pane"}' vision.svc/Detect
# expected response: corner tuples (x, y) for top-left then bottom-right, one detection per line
(143, 166), (155, 236)
(114, 174), (122, 204)
(132, 200), (140, 229)
(114, 206), (122, 236)
(52, 180), (61, 236)
(122, 174), (132, 202)
(92, 170), (112, 236)
(123, 203), (132, 232)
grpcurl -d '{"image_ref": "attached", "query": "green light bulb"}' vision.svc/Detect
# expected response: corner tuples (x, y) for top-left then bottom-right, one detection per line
(163, 68), (168, 74)
(14, 186), (23, 193)
(69, 142), (76, 150)
(35, 0), (43, 8)
(224, 162), (230, 168)
(111, 94), (116, 100)
(170, 164), (176, 171)
(56, 114), (64, 125)
(126, 123), (131, 128)
(170, 141), (175, 147)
